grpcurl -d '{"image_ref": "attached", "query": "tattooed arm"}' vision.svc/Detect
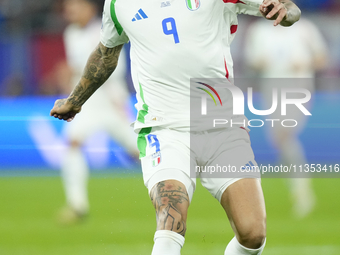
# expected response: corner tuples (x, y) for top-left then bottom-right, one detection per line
(260, 0), (301, 27)
(50, 43), (124, 122)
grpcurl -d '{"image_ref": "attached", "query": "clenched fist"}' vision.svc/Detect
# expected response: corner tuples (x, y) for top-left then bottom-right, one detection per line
(50, 98), (82, 122)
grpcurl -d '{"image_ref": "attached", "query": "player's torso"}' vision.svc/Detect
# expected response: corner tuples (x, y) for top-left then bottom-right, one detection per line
(115, 0), (230, 81)
(113, 0), (232, 124)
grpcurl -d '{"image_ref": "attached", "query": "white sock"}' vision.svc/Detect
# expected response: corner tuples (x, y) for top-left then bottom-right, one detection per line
(224, 237), (266, 255)
(151, 230), (185, 255)
(61, 146), (89, 214)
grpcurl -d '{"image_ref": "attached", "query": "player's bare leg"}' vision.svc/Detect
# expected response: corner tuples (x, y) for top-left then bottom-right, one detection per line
(58, 139), (89, 224)
(150, 180), (189, 255)
(222, 178), (266, 255)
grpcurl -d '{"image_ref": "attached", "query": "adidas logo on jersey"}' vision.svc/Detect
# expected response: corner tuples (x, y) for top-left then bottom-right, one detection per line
(132, 8), (148, 22)
(161, 1), (171, 7)
(241, 161), (256, 171)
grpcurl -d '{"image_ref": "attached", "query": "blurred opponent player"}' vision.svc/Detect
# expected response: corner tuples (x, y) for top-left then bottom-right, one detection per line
(59, 0), (138, 223)
(244, 18), (328, 218)
(50, 0), (301, 254)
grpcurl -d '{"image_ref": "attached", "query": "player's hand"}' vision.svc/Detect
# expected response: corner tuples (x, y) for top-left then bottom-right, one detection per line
(260, 0), (288, 26)
(50, 99), (81, 122)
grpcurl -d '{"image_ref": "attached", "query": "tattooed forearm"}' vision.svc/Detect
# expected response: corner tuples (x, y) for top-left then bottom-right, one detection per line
(67, 43), (123, 107)
(67, 84), (96, 107)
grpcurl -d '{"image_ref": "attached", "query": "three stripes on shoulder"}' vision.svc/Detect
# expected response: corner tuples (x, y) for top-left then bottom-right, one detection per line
(132, 8), (148, 22)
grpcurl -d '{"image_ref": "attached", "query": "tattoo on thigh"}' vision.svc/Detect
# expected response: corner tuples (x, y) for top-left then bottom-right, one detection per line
(151, 181), (188, 234)
(162, 204), (186, 234)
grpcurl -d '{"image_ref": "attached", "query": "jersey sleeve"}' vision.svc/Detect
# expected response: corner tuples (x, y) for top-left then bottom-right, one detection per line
(223, 10), (239, 45)
(100, 0), (129, 48)
(223, 0), (262, 17)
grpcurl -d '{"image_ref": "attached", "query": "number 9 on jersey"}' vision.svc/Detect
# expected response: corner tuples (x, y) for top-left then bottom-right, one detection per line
(162, 18), (180, 44)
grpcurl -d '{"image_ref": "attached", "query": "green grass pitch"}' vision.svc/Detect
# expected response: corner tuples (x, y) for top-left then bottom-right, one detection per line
(0, 173), (340, 255)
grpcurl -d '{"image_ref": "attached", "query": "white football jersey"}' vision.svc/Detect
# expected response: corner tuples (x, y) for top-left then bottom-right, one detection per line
(101, 0), (262, 131)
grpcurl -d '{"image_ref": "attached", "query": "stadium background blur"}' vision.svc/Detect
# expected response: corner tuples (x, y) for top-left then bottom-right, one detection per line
(1, 1), (340, 254)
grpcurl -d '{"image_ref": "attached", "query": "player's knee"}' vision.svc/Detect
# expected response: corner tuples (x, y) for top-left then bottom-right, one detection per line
(237, 221), (266, 249)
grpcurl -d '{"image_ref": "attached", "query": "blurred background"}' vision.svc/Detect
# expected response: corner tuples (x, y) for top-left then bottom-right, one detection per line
(0, 0), (340, 255)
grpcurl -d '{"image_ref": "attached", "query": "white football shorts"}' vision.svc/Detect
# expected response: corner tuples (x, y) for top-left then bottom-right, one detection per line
(138, 126), (259, 203)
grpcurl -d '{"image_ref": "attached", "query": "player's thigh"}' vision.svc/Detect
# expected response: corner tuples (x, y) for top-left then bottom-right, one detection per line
(138, 127), (196, 203)
(202, 128), (265, 245)
(220, 178), (266, 244)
